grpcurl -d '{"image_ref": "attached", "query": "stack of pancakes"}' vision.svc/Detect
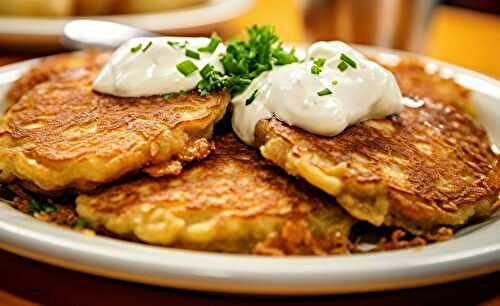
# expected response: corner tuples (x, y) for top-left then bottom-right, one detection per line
(0, 51), (498, 255)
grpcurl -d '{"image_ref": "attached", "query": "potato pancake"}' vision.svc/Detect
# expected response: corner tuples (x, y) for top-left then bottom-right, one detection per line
(76, 133), (354, 255)
(255, 97), (499, 234)
(386, 58), (475, 117)
(6, 50), (110, 104)
(0, 67), (229, 192)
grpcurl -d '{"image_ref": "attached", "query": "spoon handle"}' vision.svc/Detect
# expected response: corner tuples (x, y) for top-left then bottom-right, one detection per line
(62, 19), (157, 50)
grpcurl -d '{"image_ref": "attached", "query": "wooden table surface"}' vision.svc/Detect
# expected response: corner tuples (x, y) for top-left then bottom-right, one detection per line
(1, 1), (499, 305)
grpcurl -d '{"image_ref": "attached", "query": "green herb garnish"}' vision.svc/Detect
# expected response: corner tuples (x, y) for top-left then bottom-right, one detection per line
(193, 25), (299, 97)
(44, 206), (56, 213)
(197, 64), (226, 96)
(176, 60), (198, 76)
(185, 49), (200, 60)
(200, 63), (214, 78)
(340, 53), (357, 68)
(167, 41), (179, 48)
(245, 89), (258, 105)
(313, 58), (326, 67)
(161, 90), (187, 100)
(310, 58), (326, 75)
(74, 217), (88, 228)
(142, 41), (153, 52)
(337, 61), (349, 72)
(337, 53), (357, 72)
(161, 92), (175, 100)
(273, 46), (298, 65)
(332, 80), (338, 85)
(219, 25), (299, 96)
(28, 199), (57, 214)
(198, 34), (221, 53)
(311, 65), (322, 75)
(317, 88), (332, 96)
(130, 43), (142, 53)
(167, 40), (188, 49)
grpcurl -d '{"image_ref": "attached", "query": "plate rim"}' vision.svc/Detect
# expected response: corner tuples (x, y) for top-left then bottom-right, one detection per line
(0, 46), (499, 295)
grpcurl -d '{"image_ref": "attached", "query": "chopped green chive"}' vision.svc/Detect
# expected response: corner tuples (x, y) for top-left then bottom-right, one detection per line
(185, 49), (200, 60)
(273, 47), (299, 65)
(313, 58), (326, 67)
(197, 64), (226, 96)
(340, 53), (357, 68)
(130, 43), (142, 53)
(219, 25), (299, 96)
(311, 65), (322, 75)
(161, 92), (175, 100)
(332, 80), (338, 85)
(161, 90), (187, 100)
(44, 206), (56, 213)
(198, 34), (221, 53)
(245, 89), (258, 105)
(317, 88), (332, 96)
(337, 61), (349, 72)
(28, 199), (57, 214)
(74, 218), (88, 228)
(200, 64), (213, 78)
(142, 41), (153, 52)
(167, 41), (178, 48)
(195, 26), (301, 97)
(27, 199), (41, 214)
(176, 60), (198, 76)
(167, 40), (188, 49)
(311, 57), (326, 75)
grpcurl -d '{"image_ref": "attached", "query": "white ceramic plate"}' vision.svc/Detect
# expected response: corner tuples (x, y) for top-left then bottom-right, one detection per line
(0, 47), (499, 295)
(0, 0), (254, 51)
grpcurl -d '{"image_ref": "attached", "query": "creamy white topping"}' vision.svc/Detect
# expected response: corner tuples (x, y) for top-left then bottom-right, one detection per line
(231, 41), (404, 145)
(93, 37), (225, 97)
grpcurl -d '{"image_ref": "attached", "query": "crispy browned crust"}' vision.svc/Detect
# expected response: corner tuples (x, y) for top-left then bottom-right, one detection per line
(373, 227), (453, 252)
(76, 133), (354, 254)
(386, 58), (475, 117)
(6, 50), (111, 104)
(255, 98), (499, 234)
(0, 67), (229, 192)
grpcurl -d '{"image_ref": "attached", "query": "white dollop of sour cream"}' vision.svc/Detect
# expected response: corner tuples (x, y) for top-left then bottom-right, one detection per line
(93, 37), (225, 97)
(231, 41), (404, 145)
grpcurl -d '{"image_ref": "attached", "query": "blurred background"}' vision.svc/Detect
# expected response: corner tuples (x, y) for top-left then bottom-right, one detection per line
(0, 0), (498, 77)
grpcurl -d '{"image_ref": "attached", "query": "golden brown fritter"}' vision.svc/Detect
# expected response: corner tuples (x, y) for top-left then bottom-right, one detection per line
(6, 50), (111, 104)
(76, 133), (354, 255)
(386, 59), (476, 117)
(255, 98), (499, 234)
(0, 67), (229, 192)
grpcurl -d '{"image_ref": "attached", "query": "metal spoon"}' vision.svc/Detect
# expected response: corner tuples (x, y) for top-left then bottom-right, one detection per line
(62, 20), (157, 50)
